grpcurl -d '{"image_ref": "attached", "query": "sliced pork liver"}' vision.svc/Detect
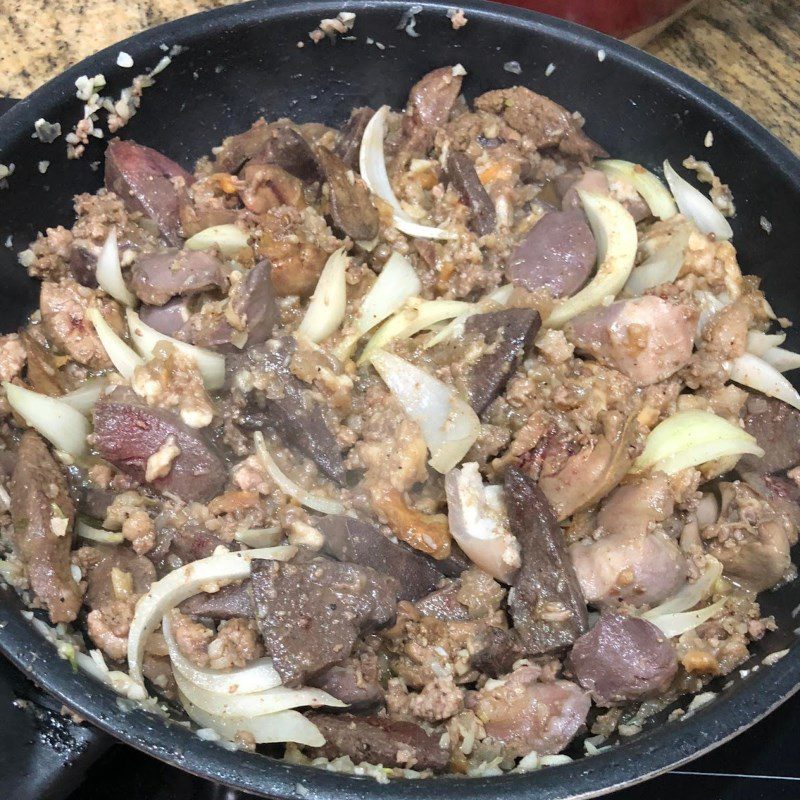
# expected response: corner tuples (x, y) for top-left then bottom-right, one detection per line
(738, 394), (800, 474)
(250, 558), (398, 685)
(446, 151), (496, 236)
(10, 431), (82, 623)
(93, 388), (226, 502)
(568, 613), (677, 706)
(505, 468), (588, 655)
(130, 249), (228, 306)
(179, 581), (253, 619)
(105, 139), (192, 245)
(505, 210), (596, 298)
(334, 107), (374, 169)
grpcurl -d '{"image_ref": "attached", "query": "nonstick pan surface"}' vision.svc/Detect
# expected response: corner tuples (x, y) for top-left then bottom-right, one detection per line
(0, 2), (799, 798)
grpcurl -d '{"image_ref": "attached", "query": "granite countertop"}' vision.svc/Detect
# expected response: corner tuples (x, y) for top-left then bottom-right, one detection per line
(1, 0), (798, 155)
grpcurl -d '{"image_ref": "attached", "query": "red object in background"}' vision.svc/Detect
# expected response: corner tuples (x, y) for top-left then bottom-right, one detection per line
(497, 0), (698, 42)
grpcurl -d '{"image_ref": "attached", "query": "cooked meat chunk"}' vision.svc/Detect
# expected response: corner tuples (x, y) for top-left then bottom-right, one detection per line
(565, 297), (696, 386)
(306, 713), (450, 772)
(446, 151), (496, 236)
(227, 260), (280, 347)
(595, 473), (675, 538)
(10, 431), (82, 623)
(568, 614), (678, 706)
(152, 521), (230, 572)
(228, 338), (345, 484)
(474, 86), (606, 162)
(472, 665), (590, 757)
(93, 388), (226, 502)
(569, 528), (687, 609)
(130, 249), (228, 306)
(505, 210), (596, 298)
(460, 308), (540, 416)
(505, 468), (588, 655)
(415, 582), (470, 621)
(738, 394), (800, 474)
(334, 107), (374, 169)
(316, 515), (443, 601)
(105, 139), (192, 245)
(250, 558), (399, 685)
(408, 66), (463, 129)
(138, 296), (191, 337)
(309, 651), (384, 709)
(179, 581), (253, 619)
(239, 163), (306, 214)
(316, 146), (379, 241)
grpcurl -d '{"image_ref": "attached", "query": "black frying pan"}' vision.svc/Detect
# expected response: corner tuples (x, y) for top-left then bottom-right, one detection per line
(1, 1), (799, 798)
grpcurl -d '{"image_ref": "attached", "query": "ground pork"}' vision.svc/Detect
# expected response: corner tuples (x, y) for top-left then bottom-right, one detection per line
(0, 334), (26, 382)
(386, 675), (465, 722)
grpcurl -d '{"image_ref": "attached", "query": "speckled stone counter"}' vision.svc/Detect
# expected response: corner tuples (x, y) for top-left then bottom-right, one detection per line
(1, 0), (799, 153)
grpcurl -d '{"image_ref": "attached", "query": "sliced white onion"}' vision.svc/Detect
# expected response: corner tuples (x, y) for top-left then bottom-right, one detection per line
(77, 649), (148, 701)
(87, 308), (143, 381)
(631, 410), (763, 475)
(359, 105), (457, 240)
(693, 289), (731, 343)
(59, 378), (109, 416)
(624, 227), (690, 296)
(643, 556), (723, 619)
(96, 228), (136, 307)
(253, 432), (344, 514)
(597, 159), (677, 220)
(445, 463), (521, 584)
(234, 527), (282, 548)
(424, 284), (514, 349)
(761, 347), (800, 373)
(336, 251), (422, 359)
(297, 247), (349, 343)
(174, 669), (343, 718)
(127, 308), (225, 390)
(546, 191), (638, 328)
(178, 690), (325, 747)
(3, 381), (90, 458)
(127, 545), (296, 688)
(185, 224), (249, 257)
(648, 598), (726, 639)
(163, 613), (281, 695)
(663, 160), (733, 240)
(359, 298), (471, 365)
(746, 330), (786, 356)
(730, 352), (800, 411)
(371, 350), (480, 473)
(76, 519), (123, 545)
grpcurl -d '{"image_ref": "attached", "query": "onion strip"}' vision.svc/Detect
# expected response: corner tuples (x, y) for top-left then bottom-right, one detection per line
(546, 191), (638, 328)
(59, 378), (109, 416)
(185, 224), (249, 257)
(746, 330), (786, 356)
(643, 556), (723, 620)
(424, 284), (514, 349)
(234, 527), (282, 548)
(178, 691), (325, 747)
(297, 248), (349, 343)
(127, 545), (296, 688)
(663, 160), (733, 240)
(76, 519), (123, 545)
(253, 432), (344, 514)
(359, 105), (457, 240)
(648, 599), (726, 639)
(762, 347), (800, 373)
(730, 352), (800, 411)
(597, 159), (677, 220)
(87, 308), (143, 381)
(127, 308), (225, 390)
(2, 381), (90, 458)
(624, 227), (690, 296)
(96, 229), (136, 306)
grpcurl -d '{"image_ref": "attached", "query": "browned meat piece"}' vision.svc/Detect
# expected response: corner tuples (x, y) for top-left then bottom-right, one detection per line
(93, 387), (226, 502)
(84, 545), (156, 610)
(474, 86), (607, 162)
(316, 515), (443, 601)
(740, 472), (800, 532)
(459, 308), (540, 416)
(40, 279), (125, 369)
(180, 581), (253, 619)
(504, 468), (588, 655)
(309, 651), (385, 709)
(738, 394), (800, 474)
(177, 173), (239, 237)
(436, 542), (472, 578)
(569, 528), (687, 609)
(565, 297), (696, 386)
(214, 120), (319, 181)
(104, 139), (192, 245)
(10, 431), (82, 623)
(472, 665), (590, 757)
(315, 146), (379, 241)
(595, 473), (675, 538)
(408, 66), (463, 128)
(138, 296), (191, 337)
(227, 260), (280, 347)
(537, 412), (640, 520)
(415, 582), (470, 621)
(152, 521), (230, 572)
(568, 614), (677, 706)
(446, 152), (496, 236)
(471, 627), (526, 677)
(505, 210), (596, 298)
(306, 713), (449, 772)
(239, 163), (306, 215)
(20, 331), (66, 396)
(130, 249), (228, 306)
(228, 338), (345, 484)
(250, 558), (399, 685)
(555, 169), (609, 210)
(257, 207), (329, 297)
(334, 107), (374, 169)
